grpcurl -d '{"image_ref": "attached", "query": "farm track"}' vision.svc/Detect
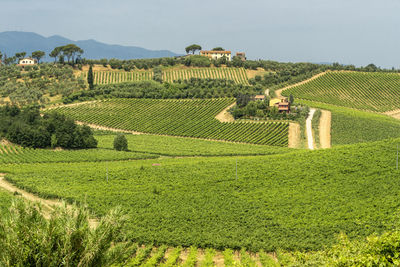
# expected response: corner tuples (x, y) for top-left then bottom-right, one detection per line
(306, 109), (316, 150)
(0, 174), (99, 228)
(0, 172), (275, 266)
(288, 123), (301, 148)
(273, 71), (329, 99)
(215, 103), (236, 122)
(319, 110), (332, 148)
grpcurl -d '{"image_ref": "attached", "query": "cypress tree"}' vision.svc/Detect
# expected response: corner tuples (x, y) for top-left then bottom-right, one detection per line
(87, 65), (94, 89)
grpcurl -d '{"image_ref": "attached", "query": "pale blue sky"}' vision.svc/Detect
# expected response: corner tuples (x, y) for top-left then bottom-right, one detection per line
(1, 0), (399, 67)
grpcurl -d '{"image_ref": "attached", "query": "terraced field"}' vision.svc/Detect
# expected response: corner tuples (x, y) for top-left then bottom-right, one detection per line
(81, 68), (249, 85)
(282, 71), (400, 112)
(50, 99), (289, 146)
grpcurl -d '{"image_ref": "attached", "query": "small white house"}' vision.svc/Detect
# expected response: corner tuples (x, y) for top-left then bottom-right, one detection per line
(200, 50), (232, 61)
(18, 58), (37, 66)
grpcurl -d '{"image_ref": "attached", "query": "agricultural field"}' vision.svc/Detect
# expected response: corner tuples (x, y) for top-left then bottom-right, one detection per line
(80, 67), (249, 85)
(95, 134), (291, 157)
(299, 100), (400, 145)
(2, 138), (400, 252)
(0, 142), (156, 164)
(283, 71), (400, 112)
(51, 98), (289, 146)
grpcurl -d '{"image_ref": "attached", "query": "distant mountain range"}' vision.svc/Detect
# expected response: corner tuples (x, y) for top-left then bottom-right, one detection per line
(0, 31), (180, 61)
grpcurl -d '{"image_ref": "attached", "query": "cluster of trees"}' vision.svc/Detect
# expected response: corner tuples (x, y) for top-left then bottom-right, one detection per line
(230, 94), (309, 120)
(0, 50), (46, 65)
(49, 44), (84, 64)
(0, 105), (97, 149)
(63, 78), (263, 103)
(0, 64), (86, 105)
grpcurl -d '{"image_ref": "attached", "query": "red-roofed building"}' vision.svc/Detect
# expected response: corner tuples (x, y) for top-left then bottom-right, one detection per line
(274, 99), (291, 113)
(200, 50), (232, 61)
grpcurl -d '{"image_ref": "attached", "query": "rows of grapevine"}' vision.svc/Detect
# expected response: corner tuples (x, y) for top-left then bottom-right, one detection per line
(51, 99), (288, 146)
(163, 67), (249, 85)
(283, 71), (400, 112)
(5, 138), (400, 251)
(81, 68), (249, 85)
(0, 143), (155, 164)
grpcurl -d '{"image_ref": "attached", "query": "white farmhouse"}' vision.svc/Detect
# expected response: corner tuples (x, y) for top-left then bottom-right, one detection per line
(18, 58), (37, 66)
(200, 50), (232, 61)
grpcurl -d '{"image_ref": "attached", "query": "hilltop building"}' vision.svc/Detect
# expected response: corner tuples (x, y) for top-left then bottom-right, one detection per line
(254, 95), (266, 101)
(236, 52), (246, 61)
(18, 58), (37, 66)
(274, 99), (291, 113)
(200, 50), (232, 61)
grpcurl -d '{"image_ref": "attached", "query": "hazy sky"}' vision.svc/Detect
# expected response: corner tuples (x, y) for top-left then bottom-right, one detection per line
(1, 0), (399, 68)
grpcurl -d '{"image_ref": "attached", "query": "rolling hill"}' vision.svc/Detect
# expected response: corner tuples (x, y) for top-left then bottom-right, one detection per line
(0, 31), (180, 61)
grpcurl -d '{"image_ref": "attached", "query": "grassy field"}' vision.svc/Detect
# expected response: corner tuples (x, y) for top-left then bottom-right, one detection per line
(80, 67), (250, 85)
(299, 100), (400, 145)
(2, 138), (400, 252)
(282, 71), (400, 112)
(0, 142), (156, 164)
(50, 98), (289, 146)
(95, 134), (291, 157)
(0, 189), (13, 214)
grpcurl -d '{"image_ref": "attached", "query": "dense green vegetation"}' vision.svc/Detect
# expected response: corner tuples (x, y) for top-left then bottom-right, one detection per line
(0, 189), (13, 214)
(0, 64), (85, 105)
(283, 71), (400, 112)
(95, 134), (291, 157)
(52, 98), (289, 146)
(0, 141), (155, 164)
(3, 138), (400, 252)
(0, 105), (97, 149)
(81, 67), (249, 85)
(63, 78), (261, 104)
(299, 100), (400, 145)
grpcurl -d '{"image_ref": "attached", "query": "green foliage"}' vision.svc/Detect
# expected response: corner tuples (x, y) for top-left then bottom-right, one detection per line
(4, 138), (400, 252)
(0, 105), (97, 149)
(201, 248), (216, 267)
(31, 50), (45, 64)
(63, 76), (254, 103)
(299, 100), (400, 145)
(113, 134), (128, 151)
(52, 98), (289, 146)
(95, 134), (290, 157)
(185, 44), (202, 54)
(0, 198), (130, 267)
(182, 247), (198, 267)
(160, 247), (181, 266)
(88, 64), (94, 89)
(283, 71), (400, 112)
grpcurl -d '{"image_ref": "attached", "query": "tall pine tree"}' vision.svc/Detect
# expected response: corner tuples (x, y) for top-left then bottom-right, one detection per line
(87, 65), (94, 89)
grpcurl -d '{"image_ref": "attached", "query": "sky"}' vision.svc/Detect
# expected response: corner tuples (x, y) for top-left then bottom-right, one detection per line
(1, 0), (399, 68)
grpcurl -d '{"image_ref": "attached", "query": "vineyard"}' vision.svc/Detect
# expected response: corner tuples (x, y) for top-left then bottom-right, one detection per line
(51, 99), (289, 146)
(3, 137), (400, 252)
(298, 100), (400, 145)
(0, 142), (155, 164)
(282, 71), (400, 112)
(80, 67), (249, 85)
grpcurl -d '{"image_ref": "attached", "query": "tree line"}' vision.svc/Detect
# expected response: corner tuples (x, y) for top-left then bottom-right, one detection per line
(0, 105), (97, 149)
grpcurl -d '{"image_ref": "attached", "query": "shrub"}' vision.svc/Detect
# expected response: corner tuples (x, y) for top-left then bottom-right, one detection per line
(113, 134), (128, 151)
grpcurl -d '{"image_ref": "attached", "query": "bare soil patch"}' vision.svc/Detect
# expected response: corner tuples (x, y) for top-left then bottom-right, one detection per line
(319, 110), (331, 149)
(215, 103), (236, 122)
(288, 123), (301, 148)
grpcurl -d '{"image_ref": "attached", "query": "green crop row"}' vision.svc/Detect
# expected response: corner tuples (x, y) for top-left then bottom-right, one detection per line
(283, 71), (400, 112)
(298, 99), (400, 145)
(81, 68), (249, 85)
(0, 143), (156, 164)
(51, 98), (289, 146)
(3, 137), (400, 252)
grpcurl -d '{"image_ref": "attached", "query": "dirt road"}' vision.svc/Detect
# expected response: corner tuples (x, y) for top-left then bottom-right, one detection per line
(0, 174), (98, 228)
(215, 103), (236, 122)
(306, 109), (316, 150)
(288, 123), (300, 148)
(319, 110), (331, 148)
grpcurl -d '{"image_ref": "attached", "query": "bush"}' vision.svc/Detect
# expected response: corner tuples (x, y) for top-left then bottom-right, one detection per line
(0, 198), (135, 266)
(113, 134), (128, 151)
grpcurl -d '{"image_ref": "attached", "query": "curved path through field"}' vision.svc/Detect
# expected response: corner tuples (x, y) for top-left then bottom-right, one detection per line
(306, 109), (316, 150)
(0, 174), (99, 228)
(215, 103), (236, 122)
